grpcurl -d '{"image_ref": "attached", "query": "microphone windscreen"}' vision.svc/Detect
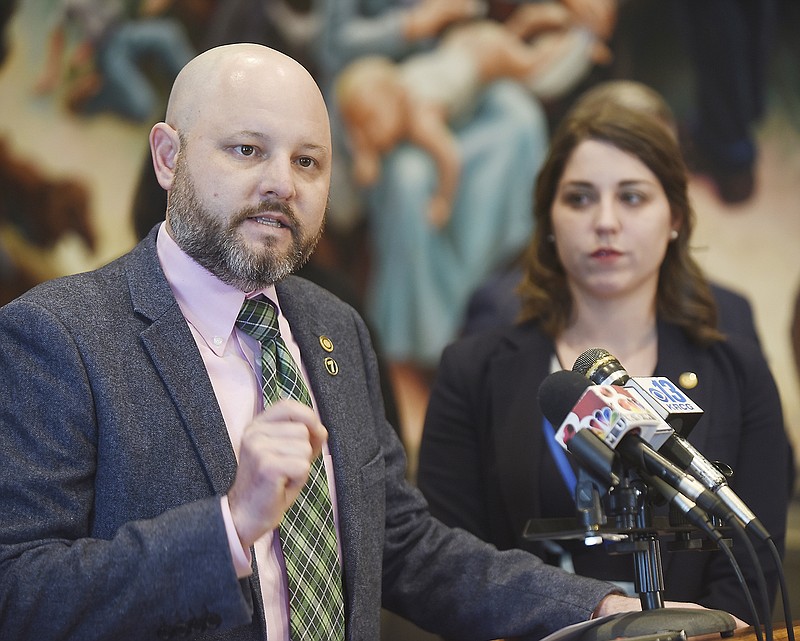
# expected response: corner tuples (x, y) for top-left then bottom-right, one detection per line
(572, 347), (613, 377)
(537, 369), (592, 426)
(573, 347), (630, 385)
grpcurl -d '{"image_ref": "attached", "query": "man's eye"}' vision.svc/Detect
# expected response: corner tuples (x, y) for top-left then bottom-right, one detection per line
(238, 145), (256, 156)
(297, 156), (315, 168)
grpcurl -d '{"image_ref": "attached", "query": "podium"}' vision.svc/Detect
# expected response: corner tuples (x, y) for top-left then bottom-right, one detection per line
(712, 622), (800, 641)
(576, 608), (736, 641)
(538, 615), (798, 641)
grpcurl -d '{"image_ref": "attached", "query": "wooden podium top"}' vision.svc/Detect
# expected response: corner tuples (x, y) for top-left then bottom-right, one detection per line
(693, 623), (800, 641)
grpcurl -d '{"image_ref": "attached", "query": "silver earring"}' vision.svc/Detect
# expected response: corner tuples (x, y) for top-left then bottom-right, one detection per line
(669, 230), (679, 241)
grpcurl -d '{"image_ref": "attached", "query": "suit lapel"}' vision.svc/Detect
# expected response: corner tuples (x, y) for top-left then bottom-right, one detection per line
(125, 234), (238, 496)
(488, 326), (556, 539)
(656, 322), (713, 447)
(275, 278), (361, 450)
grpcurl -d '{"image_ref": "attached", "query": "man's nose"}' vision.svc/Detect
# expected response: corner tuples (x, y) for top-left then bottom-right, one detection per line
(258, 156), (296, 201)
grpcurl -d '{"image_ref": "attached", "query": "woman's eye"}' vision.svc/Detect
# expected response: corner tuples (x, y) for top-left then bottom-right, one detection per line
(238, 145), (256, 157)
(563, 191), (593, 208)
(620, 191), (646, 205)
(297, 156), (315, 168)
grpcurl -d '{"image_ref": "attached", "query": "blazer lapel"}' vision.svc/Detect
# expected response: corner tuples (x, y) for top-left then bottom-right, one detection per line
(656, 321), (713, 447)
(125, 234), (238, 496)
(488, 326), (556, 542)
(275, 278), (364, 451)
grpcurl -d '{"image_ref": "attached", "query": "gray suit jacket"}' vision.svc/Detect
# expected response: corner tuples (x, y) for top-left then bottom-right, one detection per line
(0, 229), (616, 641)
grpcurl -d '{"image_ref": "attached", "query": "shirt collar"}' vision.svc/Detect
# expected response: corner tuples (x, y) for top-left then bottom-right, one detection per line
(156, 223), (278, 356)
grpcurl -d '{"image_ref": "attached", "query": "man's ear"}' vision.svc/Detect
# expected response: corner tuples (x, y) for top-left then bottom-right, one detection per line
(149, 123), (181, 191)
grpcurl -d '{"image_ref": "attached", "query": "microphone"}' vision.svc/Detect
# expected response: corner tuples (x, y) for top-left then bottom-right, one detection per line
(660, 432), (769, 540)
(636, 471), (724, 545)
(572, 348), (771, 541)
(566, 428), (622, 488)
(538, 371), (732, 524)
(573, 347), (702, 434)
(624, 377), (703, 436)
(540, 370), (663, 449)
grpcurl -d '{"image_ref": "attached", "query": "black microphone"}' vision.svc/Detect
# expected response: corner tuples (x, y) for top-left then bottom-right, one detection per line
(571, 348), (770, 541)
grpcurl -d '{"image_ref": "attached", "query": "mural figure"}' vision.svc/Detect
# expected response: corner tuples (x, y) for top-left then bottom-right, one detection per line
(34, 0), (194, 122)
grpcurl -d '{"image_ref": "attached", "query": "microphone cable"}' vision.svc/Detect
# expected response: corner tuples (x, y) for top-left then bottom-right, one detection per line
(713, 526), (764, 641)
(726, 516), (773, 641)
(641, 473), (763, 641)
(765, 536), (794, 641)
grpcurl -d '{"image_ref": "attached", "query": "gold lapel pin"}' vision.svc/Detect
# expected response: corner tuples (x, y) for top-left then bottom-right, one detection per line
(678, 371), (698, 389)
(319, 335), (334, 352)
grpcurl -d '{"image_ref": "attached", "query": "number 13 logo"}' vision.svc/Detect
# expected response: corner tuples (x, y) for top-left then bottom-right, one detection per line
(648, 378), (688, 404)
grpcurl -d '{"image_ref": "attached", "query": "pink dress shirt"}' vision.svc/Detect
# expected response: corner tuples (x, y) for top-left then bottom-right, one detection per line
(156, 223), (341, 641)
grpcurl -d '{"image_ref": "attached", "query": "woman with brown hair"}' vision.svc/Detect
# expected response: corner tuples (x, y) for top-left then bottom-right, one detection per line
(418, 94), (792, 623)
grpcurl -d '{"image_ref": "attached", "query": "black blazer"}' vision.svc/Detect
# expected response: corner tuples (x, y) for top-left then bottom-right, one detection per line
(419, 310), (792, 623)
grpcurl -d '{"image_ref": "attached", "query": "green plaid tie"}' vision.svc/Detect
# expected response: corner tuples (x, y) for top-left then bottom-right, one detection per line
(236, 297), (345, 641)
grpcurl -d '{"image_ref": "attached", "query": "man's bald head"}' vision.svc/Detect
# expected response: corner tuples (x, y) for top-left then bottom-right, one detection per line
(165, 44), (328, 135)
(148, 43), (332, 290)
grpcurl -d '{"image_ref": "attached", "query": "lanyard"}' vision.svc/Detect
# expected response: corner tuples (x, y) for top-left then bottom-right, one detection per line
(543, 417), (577, 501)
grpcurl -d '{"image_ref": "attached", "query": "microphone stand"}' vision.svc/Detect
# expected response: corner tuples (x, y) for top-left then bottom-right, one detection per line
(605, 474), (666, 610)
(523, 464), (737, 640)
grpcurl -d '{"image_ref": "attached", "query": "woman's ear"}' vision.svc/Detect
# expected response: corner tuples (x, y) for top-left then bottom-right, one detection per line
(149, 123), (181, 191)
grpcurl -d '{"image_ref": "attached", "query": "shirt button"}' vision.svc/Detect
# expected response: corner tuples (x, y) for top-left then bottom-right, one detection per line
(213, 336), (223, 346)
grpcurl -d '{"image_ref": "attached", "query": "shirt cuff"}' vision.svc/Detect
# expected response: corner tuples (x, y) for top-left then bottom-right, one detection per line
(220, 495), (253, 579)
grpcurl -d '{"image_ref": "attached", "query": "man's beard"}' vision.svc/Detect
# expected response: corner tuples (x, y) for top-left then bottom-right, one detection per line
(166, 156), (325, 291)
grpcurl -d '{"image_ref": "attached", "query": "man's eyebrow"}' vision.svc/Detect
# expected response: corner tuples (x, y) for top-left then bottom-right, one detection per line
(231, 131), (330, 154)
(297, 143), (331, 154)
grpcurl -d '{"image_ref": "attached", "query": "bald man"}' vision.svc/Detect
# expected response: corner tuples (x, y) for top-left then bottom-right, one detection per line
(0, 44), (711, 641)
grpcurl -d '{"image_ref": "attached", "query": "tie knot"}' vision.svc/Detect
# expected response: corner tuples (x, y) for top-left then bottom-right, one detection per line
(236, 297), (281, 344)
